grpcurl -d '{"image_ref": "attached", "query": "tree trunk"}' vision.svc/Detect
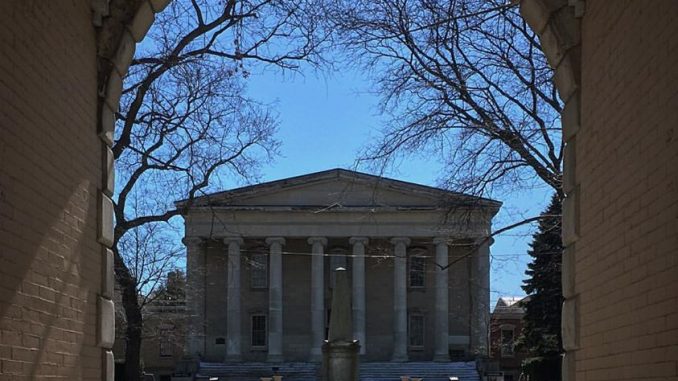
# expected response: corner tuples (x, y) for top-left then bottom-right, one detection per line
(113, 245), (144, 381)
(122, 282), (143, 381)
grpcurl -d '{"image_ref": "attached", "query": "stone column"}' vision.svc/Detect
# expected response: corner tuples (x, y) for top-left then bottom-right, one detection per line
(266, 237), (286, 362)
(390, 237), (410, 362)
(183, 237), (205, 357)
(349, 237), (368, 355)
(225, 237), (243, 362)
(433, 238), (450, 361)
(470, 238), (491, 357)
(308, 237), (328, 362)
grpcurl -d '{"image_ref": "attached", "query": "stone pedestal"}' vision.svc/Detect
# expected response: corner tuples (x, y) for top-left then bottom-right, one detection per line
(321, 267), (360, 381)
(321, 340), (360, 381)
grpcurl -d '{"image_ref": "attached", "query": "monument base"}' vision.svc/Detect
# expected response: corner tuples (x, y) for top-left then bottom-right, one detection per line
(321, 339), (360, 381)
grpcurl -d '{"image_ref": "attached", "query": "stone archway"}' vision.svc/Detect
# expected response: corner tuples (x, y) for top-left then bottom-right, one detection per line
(91, 1), (171, 379)
(91, 1), (585, 378)
(518, 1), (584, 380)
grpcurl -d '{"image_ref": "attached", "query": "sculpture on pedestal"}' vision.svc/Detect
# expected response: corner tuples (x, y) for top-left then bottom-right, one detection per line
(321, 267), (360, 381)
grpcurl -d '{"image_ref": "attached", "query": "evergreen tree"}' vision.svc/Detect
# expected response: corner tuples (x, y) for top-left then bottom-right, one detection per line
(518, 194), (564, 380)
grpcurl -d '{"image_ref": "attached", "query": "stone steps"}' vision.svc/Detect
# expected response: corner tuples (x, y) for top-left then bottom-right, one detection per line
(197, 361), (479, 381)
(360, 362), (479, 381)
(199, 362), (318, 380)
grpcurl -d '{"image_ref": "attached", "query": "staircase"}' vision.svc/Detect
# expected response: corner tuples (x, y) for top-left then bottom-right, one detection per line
(360, 362), (479, 381)
(196, 361), (479, 381)
(198, 362), (318, 381)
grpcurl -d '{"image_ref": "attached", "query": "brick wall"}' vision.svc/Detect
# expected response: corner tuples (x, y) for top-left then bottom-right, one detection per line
(0, 1), (102, 379)
(574, 1), (678, 379)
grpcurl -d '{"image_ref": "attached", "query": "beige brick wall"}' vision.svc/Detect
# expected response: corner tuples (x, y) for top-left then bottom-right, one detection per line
(574, 1), (678, 379)
(0, 1), (102, 379)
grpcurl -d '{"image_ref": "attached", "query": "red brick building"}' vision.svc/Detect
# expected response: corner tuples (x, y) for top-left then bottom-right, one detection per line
(488, 297), (528, 381)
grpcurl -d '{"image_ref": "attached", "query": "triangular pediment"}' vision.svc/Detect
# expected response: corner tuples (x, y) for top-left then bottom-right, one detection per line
(184, 169), (500, 210)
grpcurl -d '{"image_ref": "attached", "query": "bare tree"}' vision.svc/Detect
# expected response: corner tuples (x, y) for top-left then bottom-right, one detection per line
(327, 0), (562, 198)
(112, 1), (328, 379)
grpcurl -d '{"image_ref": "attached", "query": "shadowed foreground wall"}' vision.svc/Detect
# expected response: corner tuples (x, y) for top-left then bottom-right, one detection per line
(0, 1), (103, 379)
(573, 1), (678, 379)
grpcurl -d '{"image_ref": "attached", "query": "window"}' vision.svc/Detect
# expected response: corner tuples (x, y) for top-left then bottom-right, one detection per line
(250, 252), (268, 289)
(159, 328), (173, 357)
(408, 313), (425, 348)
(500, 327), (515, 357)
(251, 314), (267, 347)
(409, 252), (426, 288)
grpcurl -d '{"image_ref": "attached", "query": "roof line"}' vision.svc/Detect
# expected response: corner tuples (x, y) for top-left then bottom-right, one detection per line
(176, 167), (502, 207)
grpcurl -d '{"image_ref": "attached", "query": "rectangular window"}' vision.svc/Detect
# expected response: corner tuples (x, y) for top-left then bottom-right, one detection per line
(409, 256), (426, 288)
(250, 253), (268, 289)
(501, 328), (515, 357)
(251, 314), (267, 347)
(159, 328), (173, 357)
(408, 314), (425, 348)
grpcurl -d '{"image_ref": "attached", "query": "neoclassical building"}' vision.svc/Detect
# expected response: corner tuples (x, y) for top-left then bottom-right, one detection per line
(179, 169), (500, 363)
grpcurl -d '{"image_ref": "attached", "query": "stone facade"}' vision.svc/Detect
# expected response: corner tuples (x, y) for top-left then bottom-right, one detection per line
(0, 1), (169, 379)
(112, 300), (188, 381)
(0, 2), (103, 379)
(180, 169), (501, 363)
(519, 1), (678, 380)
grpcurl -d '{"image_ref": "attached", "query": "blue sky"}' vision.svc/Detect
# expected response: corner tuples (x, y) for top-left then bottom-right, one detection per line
(240, 66), (553, 308)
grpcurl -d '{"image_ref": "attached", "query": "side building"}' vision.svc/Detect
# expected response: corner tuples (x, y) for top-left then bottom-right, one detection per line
(488, 297), (528, 381)
(179, 168), (501, 363)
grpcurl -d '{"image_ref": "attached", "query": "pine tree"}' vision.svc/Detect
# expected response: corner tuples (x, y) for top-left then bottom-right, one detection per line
(518, 194), (564, 380)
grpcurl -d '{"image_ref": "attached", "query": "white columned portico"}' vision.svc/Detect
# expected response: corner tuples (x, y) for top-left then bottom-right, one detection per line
(349, 237), (368, 355)
(308, 236), (328, 362)
(391, 237), (410, 362)
(266, 237), (286, 362)
(433, 237), (450, 361)
(224, 237), (243, 362)
(183, 237), (205, 357)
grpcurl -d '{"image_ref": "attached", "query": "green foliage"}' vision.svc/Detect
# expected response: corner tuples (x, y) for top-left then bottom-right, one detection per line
(518, 194), (563, 378)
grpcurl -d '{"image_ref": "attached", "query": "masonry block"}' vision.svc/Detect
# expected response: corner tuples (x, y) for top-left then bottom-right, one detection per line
(561, 92), (580, 141)
(98, 194), (114, 247)
(102, 248), (115, 299)
(561, 298), (578, 351)
(520, 0), (567, 35)
(150, 0), (172, 13)
(104, 70), (123, 112)
(562, 351), (575, 381)
(100, 104), (115, 146)
(98, 297), (115, 349)
(539, 6), (581, 68)
(103, 146), (115, 197)
(562, 187), (579, 245)
(553, 48), (581, 103)
(112, 31), (136, 77)
(103, 350), (114, 381)
(562, 245), (575, 298)
(563, 139), (576, 194)
(129, 1), (155, 42)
